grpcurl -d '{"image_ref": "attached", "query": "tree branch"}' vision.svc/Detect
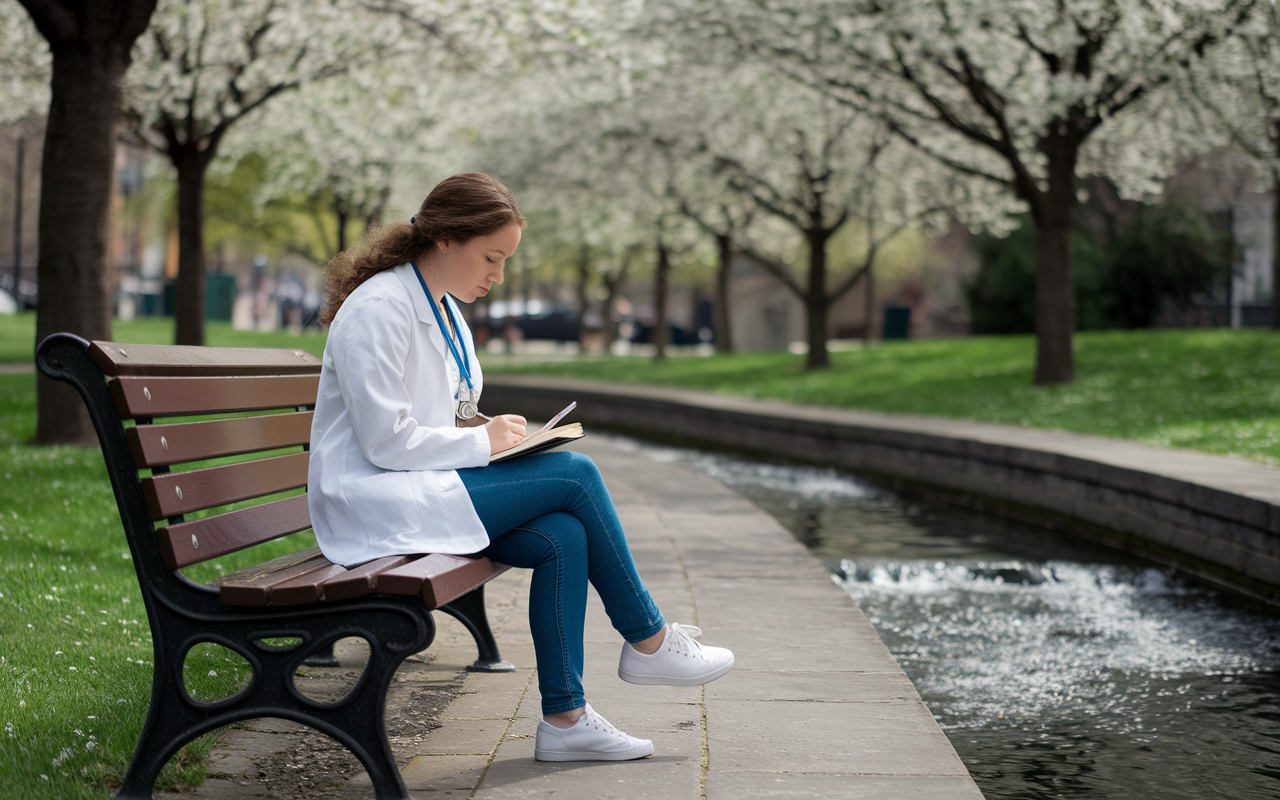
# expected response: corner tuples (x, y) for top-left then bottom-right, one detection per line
(16, 0), (77, 43)
(1013, 18), (1060, 73)
(741, 247), (806, 301)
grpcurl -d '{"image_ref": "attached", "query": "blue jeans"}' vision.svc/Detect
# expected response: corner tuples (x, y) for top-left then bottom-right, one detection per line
(458, 450), (666, 714)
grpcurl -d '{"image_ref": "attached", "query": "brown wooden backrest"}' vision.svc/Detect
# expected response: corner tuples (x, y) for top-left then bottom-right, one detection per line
(87, 339), (509, 610)
(90, 341), (323, 570)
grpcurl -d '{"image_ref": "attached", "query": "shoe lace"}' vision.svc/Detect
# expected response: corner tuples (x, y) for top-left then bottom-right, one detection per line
(667, 622), (704, 659)
(585, 708), (628, 739)
(672, 623), (701, 639)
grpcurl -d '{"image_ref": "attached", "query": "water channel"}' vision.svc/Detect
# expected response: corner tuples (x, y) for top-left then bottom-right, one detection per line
(612, 436), (1280, 800)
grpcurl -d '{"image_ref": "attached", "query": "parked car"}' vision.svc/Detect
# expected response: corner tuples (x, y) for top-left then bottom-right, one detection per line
(627, 320), (705, 346)
(476, 300), (581, 343)
(509, 306), (580, 341)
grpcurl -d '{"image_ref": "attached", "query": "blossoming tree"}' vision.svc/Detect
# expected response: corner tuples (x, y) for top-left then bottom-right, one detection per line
(725, 0), (1261, 382)
(125, 0), (412, 345)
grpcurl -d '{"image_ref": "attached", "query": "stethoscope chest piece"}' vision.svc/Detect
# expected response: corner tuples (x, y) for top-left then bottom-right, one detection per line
(456, 398), (479, 420)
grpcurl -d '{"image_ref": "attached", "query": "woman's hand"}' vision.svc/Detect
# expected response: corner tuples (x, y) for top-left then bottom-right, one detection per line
(484, 414), (527, 455)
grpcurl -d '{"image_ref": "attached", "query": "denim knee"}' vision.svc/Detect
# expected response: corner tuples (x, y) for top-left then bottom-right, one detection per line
(555, 451), (606, 494)
(536, 511), (588, 563)
(501, 512), (586, 568)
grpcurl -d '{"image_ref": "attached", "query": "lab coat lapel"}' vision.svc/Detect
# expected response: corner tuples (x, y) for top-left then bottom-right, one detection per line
(395, 262), (447, 361)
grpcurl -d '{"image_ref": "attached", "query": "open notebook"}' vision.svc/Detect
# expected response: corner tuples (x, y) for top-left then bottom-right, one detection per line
(490, 401), (584, 463)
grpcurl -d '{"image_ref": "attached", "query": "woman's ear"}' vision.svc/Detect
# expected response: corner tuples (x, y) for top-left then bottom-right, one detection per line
(436, 238), (453, 254)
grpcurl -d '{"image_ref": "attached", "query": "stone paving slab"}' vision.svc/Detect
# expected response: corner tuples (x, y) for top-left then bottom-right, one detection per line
(192, 434), (983, 799)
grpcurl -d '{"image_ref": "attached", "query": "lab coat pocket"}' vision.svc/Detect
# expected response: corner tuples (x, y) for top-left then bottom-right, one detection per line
(344, 471), (425, 546)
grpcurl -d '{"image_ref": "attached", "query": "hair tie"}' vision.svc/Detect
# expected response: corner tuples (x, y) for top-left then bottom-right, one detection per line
(409, 215), (416, 225)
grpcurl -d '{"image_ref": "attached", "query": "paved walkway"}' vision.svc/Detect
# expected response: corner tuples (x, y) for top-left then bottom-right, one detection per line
(194, 435), (983, 799)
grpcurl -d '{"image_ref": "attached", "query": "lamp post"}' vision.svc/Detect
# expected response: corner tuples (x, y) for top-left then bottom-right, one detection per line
(12, 135), (23, 303)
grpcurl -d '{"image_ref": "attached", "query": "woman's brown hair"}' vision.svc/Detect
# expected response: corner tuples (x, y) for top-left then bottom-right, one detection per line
(319, 172), (525, 324)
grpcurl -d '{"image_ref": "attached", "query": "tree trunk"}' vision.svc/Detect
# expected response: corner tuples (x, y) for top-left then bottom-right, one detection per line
(33, 43), (130, 445)
(602, 270), (628, 352)
(575, 245), (592, 348)
(1033, 211), (1074, 384)
(1272, 167), (1280, 330)
(336, 197), (349, 255)
(653, 239), (671, 361)
(805, 228), (832, 369)
(863, 263), (875, 348)
(173, 145), (212, 345)
(11, 135), (23, 297)
(1030, 135), (1078, 385)
(714, 232), (734, 354)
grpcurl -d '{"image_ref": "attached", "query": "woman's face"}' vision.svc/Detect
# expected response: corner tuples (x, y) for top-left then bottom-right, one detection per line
(434, 223), (522, 303)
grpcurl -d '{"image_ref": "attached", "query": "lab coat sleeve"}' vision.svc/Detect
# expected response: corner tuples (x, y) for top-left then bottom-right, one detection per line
(331, 293), (491, 471)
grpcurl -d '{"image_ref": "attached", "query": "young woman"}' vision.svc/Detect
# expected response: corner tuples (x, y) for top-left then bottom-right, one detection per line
(308, 172), (734, 762)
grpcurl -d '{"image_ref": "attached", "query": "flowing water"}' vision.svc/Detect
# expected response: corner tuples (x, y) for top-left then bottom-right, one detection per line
(615, 437), (1280, 800)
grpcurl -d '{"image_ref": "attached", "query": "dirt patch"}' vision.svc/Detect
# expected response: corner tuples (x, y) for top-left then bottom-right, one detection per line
(204, 649), (467, 799)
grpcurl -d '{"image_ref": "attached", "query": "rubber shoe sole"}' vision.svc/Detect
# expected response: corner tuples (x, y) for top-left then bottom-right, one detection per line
(534, 740), (654, 762)
(617, 652), (735, 686)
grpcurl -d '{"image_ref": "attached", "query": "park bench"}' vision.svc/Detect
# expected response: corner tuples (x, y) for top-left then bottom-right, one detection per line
(36, 332), (513, 800)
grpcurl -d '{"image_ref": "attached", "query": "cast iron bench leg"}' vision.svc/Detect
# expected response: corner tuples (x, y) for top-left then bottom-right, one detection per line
(437, 585), (514, 672)
(116, 612), (431, 800)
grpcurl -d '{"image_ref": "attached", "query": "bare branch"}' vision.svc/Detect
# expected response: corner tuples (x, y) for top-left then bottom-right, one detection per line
(740, 247), (806, 300)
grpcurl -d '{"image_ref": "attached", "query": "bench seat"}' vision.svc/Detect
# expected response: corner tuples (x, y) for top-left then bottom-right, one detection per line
(216, 548), (509, 609)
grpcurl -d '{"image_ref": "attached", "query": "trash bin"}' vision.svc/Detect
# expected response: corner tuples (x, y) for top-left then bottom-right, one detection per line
(882, 304), (911, 340)
(207, 274), (236, 321)
(140, 293), (164, 317)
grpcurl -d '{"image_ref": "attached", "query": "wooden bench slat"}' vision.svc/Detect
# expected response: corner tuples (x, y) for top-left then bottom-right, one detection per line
(216, 547), (331, 607)
(109, 374), (321, 419)
(90, 340), (321, 377)
(376, 554), (511, 609)
(126, 412), (313, 468)
(141, 451), (309, 519)
(319, 556), (417, 602)
(157, 493), (312, 569)
(268, 562), (352, 606)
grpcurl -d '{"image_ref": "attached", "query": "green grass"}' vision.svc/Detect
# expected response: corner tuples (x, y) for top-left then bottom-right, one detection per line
(0, 371), (201, 798)
(480, 329), (1280, 465)
(0, 311), (326, 362)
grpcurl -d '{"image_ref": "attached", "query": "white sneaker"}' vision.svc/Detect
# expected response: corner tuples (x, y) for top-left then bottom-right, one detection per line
(534, 704), (654, 762)
(618, 622), (735, 686)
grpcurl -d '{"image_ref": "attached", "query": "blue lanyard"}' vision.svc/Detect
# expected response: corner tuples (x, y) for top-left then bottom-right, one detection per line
(410, 261), (475, 394)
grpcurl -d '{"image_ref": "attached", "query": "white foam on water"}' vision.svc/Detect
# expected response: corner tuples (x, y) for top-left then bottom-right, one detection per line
(837, 559), (1280, 725)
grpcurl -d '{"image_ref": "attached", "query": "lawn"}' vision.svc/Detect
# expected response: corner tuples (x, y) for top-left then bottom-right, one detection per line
(481, 329), (1280, 465)
(0, 312), (327, 363)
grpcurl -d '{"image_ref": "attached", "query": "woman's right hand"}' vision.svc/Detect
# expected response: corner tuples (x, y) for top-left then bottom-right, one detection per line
(484, 414), (527, 455)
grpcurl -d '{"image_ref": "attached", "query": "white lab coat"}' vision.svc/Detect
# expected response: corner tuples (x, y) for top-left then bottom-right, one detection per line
(307, 262), (491, 566)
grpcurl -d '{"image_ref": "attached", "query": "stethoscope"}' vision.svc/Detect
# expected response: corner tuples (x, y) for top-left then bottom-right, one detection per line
(410, 261), (481, 421)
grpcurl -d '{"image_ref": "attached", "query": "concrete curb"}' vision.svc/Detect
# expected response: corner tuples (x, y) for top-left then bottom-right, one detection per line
(483, 374), (1280, 604)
